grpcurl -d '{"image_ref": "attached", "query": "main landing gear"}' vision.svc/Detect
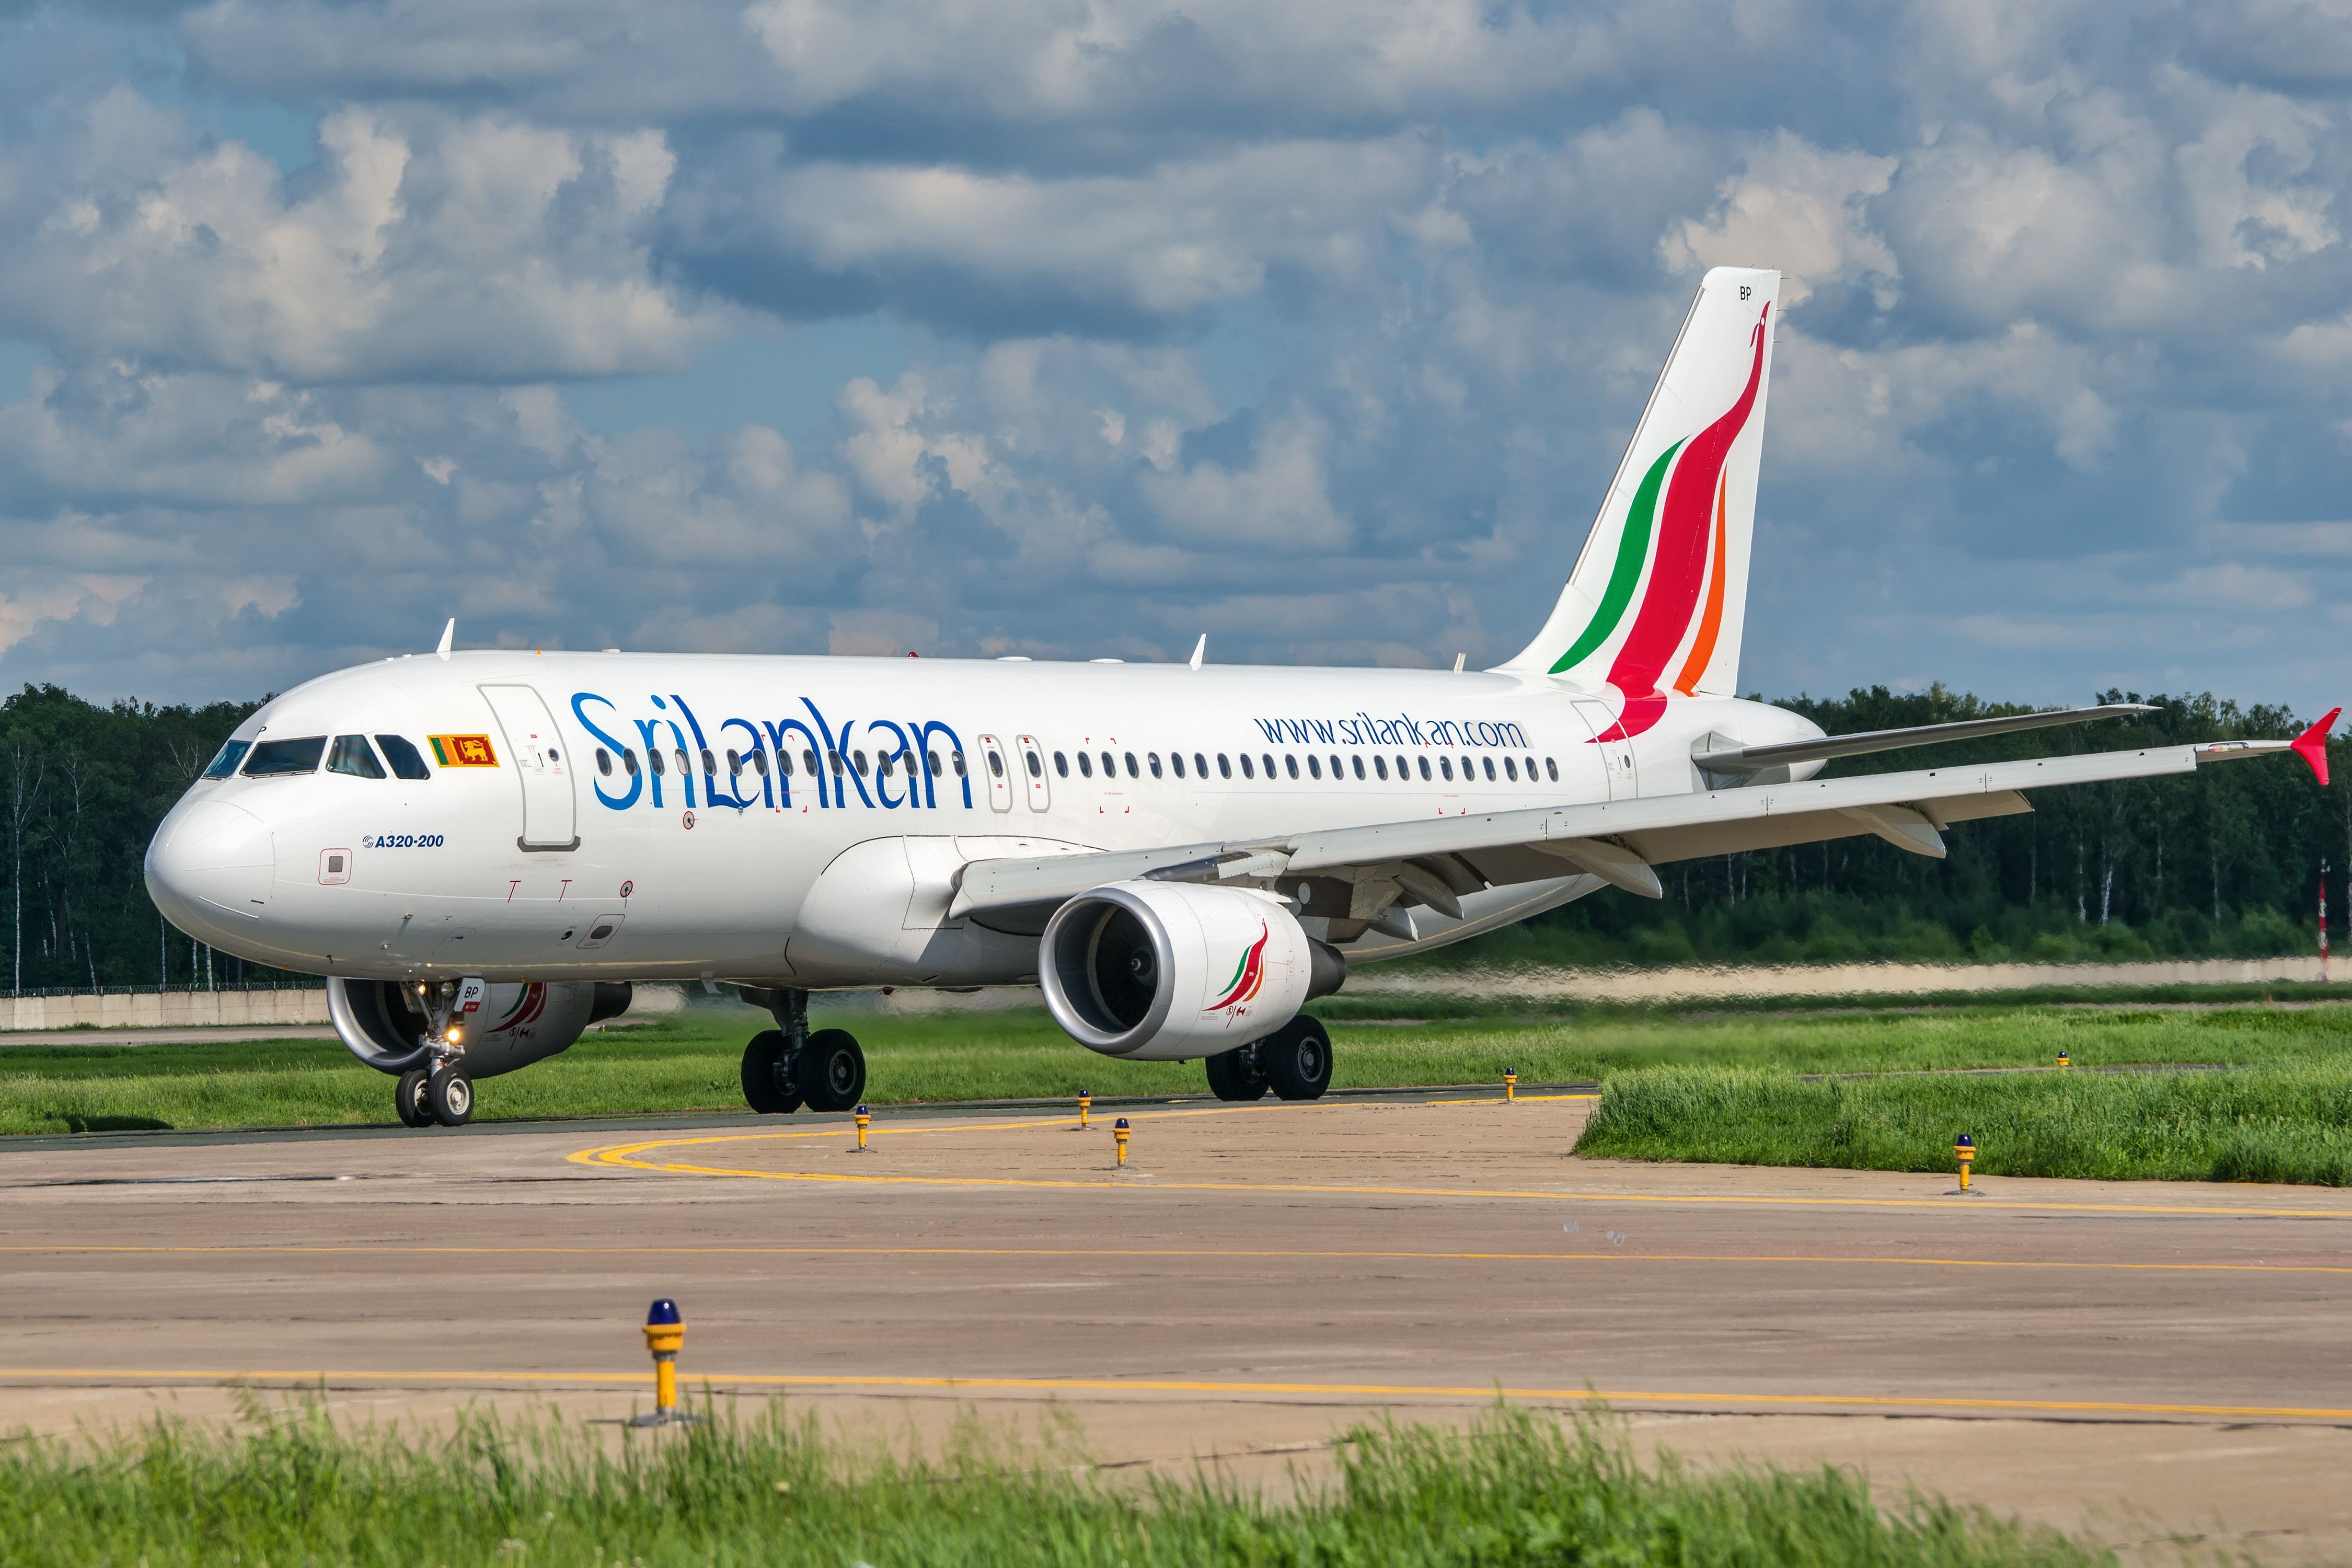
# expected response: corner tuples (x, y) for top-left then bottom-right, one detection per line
(741, 988), (867, 1115)
(1205, 1015), (1333, 1102)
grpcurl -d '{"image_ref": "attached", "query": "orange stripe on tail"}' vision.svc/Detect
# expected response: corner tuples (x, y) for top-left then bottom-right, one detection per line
(1672, 472), (1730, 696)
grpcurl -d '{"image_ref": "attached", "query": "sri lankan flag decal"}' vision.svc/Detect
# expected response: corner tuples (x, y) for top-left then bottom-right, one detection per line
(430, 734), (499, 767)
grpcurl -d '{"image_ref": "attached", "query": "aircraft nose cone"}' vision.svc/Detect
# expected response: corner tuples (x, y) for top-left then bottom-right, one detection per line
(146, 800), (274, 927)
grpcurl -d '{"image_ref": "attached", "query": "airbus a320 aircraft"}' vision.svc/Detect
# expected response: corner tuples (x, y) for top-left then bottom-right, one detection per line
(144, 267), (2337, 1128)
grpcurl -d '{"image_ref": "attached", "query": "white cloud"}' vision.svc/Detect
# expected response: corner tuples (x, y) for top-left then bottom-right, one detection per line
(0, 95), (722, 382)
(1662, 133), (1899, 308)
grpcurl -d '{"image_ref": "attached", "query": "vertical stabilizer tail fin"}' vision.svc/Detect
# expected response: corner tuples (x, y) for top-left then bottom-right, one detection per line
(1500, 267), (1780, 728)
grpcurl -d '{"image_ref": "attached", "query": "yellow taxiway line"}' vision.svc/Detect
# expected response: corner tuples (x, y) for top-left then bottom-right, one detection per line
(5, 1243), (2350, 1276)
(567, 1131), (2352, 1219)
(4, 1367), (2350, 1423)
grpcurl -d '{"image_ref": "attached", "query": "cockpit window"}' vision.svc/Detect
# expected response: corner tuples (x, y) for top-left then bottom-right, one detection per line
(327, 735), (387, 779)
(243, 736), (327, 776)
(375, 735), (432, 781)
(201, 740), (250, 779)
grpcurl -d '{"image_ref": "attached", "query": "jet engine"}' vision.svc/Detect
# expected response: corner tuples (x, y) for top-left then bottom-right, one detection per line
(1039, 881), (1344, 1059)
(327, 977), (633, 1079)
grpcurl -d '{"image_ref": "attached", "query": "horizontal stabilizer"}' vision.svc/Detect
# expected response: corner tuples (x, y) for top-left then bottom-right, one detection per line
(2293, 707), (2340, 787)
(1692, 704), (2155, 777)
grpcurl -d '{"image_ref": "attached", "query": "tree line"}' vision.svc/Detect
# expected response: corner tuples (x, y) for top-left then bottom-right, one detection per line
(2, 679), (2344, 991)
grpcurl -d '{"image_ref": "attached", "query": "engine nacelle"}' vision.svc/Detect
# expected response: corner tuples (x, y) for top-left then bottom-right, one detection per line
(1040, 881), (1343, 1060)
(328, 977), (632, 1079)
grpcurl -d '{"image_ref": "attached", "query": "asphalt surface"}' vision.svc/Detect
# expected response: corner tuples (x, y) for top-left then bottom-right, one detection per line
(4, 1093), (2350, 1562)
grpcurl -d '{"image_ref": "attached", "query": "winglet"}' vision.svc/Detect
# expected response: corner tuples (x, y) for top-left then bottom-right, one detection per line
(2292, 707), (2339, 786)
(435, 619), (455, 662)
(1189, 634), (1205, 672)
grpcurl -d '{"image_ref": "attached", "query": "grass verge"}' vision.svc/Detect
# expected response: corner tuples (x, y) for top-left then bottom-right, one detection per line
(1578, 1061), (2352, 1184)
(0, 1398), (2104, 1568)
(2, 998), (2349, 1136)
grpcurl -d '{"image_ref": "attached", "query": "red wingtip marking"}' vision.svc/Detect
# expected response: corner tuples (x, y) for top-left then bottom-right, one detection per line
(2292, 707), (2339, 787)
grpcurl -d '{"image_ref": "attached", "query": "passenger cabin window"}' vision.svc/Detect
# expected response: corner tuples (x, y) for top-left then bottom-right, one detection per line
(1124, 752), (1138, 778)
(1148, 752), (1161, 778)
(1262, 753), (1275, 778)
(1352, 755), (1365, 780)
(596, 748), (613, 776)
(623, 748), (640, 777)
(1195, 752), (1208, 777)
(1054, 751), (1069, 777)
(854, 751), (870, 776)
(327, 735), (386, 779)
(1286, 754), (1300, 779)
(929, 751), (944, 778)
(202, 740), (251, 778)
(803, 749), (819, 775)
(1099, 751), (1114, 777)
(753, 750), (769, 778)
(1307, 755), (1321, 779)
(243, 736), (327, 776)
(1078, 752), (1093, 778)
(726, 749), (741, 774)
(1217, 754), (1231, 778)
(951, 751), (966, 776)
(1239, 755), (1253, 779)
(1330, 754), (1342, 778)
(986, 751), (1004, 778)
(1025, 748), (1043, 777)
(1169, 753), (1183, 778)
(777, 750), (793, 777)
(674, 748), (690, 777)
(1484, 757), (1497, 781)
(650, 749), (667, 776)
(1439, 757), (1452, 781)
(1374, 755), (1388, 780)
(1503, 757), (1516, 781)
(1546, 757), (1559, 782)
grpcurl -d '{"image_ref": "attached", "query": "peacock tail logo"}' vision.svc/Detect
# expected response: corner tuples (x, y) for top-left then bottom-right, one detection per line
(1205, 925), (1270, 1014)
(1556, 303), (1770, 741)
(488, 983), (547, 1034)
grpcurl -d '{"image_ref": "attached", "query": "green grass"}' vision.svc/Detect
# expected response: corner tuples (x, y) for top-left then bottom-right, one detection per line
(1, 997), (2347, 1137)
(1578, 1061), (2352, 1184)
(0, 1398), (2105, 1568)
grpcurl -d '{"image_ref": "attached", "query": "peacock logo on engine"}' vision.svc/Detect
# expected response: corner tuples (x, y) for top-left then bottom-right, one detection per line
(1205, 925), (1270, 1016)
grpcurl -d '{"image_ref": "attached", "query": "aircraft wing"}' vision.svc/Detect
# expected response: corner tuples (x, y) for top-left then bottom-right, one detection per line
(950, 734), (2314, 927)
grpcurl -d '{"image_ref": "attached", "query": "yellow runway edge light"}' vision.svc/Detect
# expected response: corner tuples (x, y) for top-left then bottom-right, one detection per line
(1114, 1116), (1130, 1168)
(634, 1297), (689, 1426)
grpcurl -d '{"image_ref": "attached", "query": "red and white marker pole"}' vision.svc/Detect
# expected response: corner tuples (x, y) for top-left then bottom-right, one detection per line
(2321, 860), (2331, 984)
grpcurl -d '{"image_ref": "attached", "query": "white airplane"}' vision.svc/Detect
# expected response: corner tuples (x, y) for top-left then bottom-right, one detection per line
(144, 267), (2337, 1128)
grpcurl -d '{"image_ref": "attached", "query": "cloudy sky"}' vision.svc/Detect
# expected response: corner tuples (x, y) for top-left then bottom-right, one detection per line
(0, 0), (2347, 715)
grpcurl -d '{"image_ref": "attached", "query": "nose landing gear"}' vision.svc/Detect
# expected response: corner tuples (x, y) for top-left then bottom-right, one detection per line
(740, 988), (866, 1114)
(387, 980), (478, 1128)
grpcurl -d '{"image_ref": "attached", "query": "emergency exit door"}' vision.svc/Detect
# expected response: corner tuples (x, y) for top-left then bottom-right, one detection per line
(480, 685), (579, 849)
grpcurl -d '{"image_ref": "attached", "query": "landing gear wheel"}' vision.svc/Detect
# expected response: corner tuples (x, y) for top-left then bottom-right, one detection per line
(740, 1030), (804, 1115)
(1263, 1016), (1334, 1101)
(425, 1067), (474, 1126)
(394, 1068), (432, 1127)
(1204, 1041), (1270, 1102)
(800, 1028), (866, 1112)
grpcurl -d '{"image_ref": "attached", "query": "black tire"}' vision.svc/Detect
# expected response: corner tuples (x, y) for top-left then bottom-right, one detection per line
(1204, 1041), (1270, 1102)
(394, 1068), (432, 1127)
(741, 1030), (802, 1114)
(426, 1067), (475, 1126)
(1264, 1016), (1334, 1101)
(800, 1028), (866, 1112)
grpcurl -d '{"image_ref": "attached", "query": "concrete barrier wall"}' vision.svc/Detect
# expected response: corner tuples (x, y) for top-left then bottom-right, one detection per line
(0, 989), (331, 1032)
